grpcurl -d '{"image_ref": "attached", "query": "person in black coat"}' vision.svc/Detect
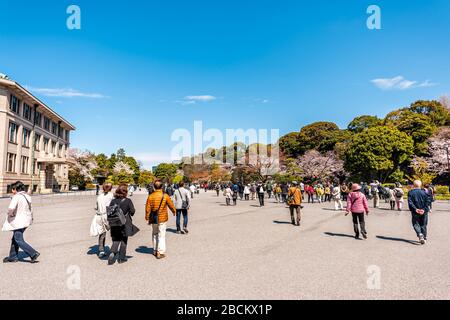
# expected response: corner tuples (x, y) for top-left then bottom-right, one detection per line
(108, 184), (136, 265)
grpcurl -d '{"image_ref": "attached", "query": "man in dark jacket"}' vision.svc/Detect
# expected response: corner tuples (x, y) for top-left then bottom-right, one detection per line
(408, 180), (432, 245)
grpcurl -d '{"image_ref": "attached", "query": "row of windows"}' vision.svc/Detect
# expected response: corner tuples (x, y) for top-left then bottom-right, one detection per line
(6, 153), (35, 174)
(8, 121), (67, 156)
(9, 94), (70, 142)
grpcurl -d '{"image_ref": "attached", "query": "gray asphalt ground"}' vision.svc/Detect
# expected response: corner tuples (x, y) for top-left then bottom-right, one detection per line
(0, 191), (449, 300)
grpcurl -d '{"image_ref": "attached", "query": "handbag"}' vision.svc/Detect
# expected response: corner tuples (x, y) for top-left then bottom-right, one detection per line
(178, 189), (189, 210)
(149, 192), (166, 224)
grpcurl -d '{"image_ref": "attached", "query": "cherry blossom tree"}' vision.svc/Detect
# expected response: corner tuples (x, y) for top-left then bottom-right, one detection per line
(297, 150), (345, 181)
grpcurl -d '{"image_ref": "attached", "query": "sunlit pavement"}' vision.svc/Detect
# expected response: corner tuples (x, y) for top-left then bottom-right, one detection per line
(0, 191), (449, 300)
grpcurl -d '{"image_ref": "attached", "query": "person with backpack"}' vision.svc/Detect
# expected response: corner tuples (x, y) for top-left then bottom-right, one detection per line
(394, 183), (405, 211)
(145, 181), (176, 259)
(107, 184), (137, 265)
(2, 181), (40, 264)
(224, 184), (233, 206)
(346, 184), (370, 240)
(287, 181), (302, 226)
(244, 184), (251, 201)
(173, 182), (191, 235)
(280, 183), (289, 203)
(91, 183), (113, 258)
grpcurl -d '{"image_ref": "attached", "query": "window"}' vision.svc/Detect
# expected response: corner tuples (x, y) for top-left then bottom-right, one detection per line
(34, 134), (41, 151)
(58, 145), (63, 157)
(59, 128), (64, 139)
(8, 122), (18, 143)
(65, 130), (70, 142)
(34, 111), (42, 127)
(9, 95), (20, 113)
(22, 128), (31, 147)
(21, 156), (29, 174)
(43, 138), (49, 153)
(23, 103), (32, 121)
(51, 122), (58, 135)
(51, 141), (56, 154)
(32, 160), (38, 175)
(44, 117), (50, 131)
(7, 153), (16, 173)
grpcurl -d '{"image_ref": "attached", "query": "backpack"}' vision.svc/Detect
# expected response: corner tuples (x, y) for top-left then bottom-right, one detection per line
(395, 189), (404, 198)
(107, 199), (127, 227)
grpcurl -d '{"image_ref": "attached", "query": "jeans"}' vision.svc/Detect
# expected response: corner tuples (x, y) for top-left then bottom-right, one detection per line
(98, 232), (106, 253)
(258, 193), (265, 206)
(9, 228), (38, 260)
(111, 237), (128, 260)
(176, 209), (188, 231)
(412, 212), (428, 239)
(352, 213), (367, 237)
(289, 205), (301, 225)
(308, 194), (314, 203)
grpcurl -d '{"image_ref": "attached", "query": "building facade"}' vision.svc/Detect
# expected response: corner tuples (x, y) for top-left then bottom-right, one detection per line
(0, 75), (75, 196)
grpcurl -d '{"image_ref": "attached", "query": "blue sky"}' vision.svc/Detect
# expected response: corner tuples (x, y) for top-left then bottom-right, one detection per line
(1, 0), (449, 168)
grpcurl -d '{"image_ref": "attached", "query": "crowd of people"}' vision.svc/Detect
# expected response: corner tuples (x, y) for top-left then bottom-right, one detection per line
(1, 177), (437, 264)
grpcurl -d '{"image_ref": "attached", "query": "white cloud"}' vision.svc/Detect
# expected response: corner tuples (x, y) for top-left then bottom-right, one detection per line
(371, 76), (437, 90)
(25, 86), (107, 98)
(132, 152), (174, 169)
(184, 95), (217, 102)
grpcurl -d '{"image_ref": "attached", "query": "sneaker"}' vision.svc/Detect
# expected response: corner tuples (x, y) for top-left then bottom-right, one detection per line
(362, 233), (368, 240)
(30, 252), (40, 264)
(183, 228), (189, 234)
(176, 230), (181, 235)
(156, 253), (166, 260)
(108, 253), (117, 265)
(98, 252), (106, 259)
(419, 234), (425, 245)
(3, 257), (18, 264)
(355, 235), (360, 240)
(118, 258), (128, 264)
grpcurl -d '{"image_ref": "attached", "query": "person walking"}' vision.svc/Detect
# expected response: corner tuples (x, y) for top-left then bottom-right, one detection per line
(274, 184), (282, 203)
(340, 184), (349, 202)
(408, 180), (432, 245)
(388, 186), (396, 210)
(224, 185), (233, 206)
(370, 180), (380, 208)
(332, 184), (343, 211)
(281, 183), (288, 203)
(244, 184), (251, 201)
(346, 184), (369, 240)
(394, 183), (404, 211)
(91, 183), (113, 258)
(300, 182), (305, 201)
(324, 185), (331, 202)
(107, 184), (137, 265)
(315, 185), (324, 204)
(2, 181), (40, 264)
(189, 184), (196, 199)
(215, 183), (220, 197)
(250, 184), (256, 200)
(257, 183), (265, 207)
(173, 182), (191, 235)
(287, 181), (302, 226)
(145, 181), (176, 259)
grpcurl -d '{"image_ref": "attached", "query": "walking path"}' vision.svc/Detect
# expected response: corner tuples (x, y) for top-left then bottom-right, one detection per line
(0, 192), (448, 300)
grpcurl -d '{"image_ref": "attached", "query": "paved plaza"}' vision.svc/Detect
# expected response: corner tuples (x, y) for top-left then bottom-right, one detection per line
(0, 191), (449, 300)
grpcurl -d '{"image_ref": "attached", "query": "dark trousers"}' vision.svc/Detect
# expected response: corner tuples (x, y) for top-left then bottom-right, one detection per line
(9, 228), (37, 260)
(281, 194), (287, 203)
(176, 209), (188, 231)
(308, 193), (314, 203)
(245, 194), (250, 200)
(352, 213), (367, 237)
(258, 193), (265, 206)
(412, 212), (428, 238)
(111, 237), (128, 260)
(390, 201), (396, 210)
(289, 205), (301, 225)
(98, 232), (106, 252)
(232, 198), (237, 205)
(226, 198), (231, 206)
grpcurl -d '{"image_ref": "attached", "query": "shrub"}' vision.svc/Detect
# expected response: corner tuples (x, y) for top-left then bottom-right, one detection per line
(435, 186), (449, 195)
(86, 183), (96, 190)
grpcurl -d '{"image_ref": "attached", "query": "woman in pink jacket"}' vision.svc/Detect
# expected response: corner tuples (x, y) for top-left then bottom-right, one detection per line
(346, 184), (369, 240)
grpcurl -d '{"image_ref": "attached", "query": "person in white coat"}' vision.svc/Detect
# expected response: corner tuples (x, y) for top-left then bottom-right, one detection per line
(91, 183), (114, 258)
(224, 185), (233, 206)
(2, 181), (40, 263)
(332, 184), (344, 211)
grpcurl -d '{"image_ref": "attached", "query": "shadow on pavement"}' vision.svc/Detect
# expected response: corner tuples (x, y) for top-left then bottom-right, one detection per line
(135, 246), (155, 255)
(273, 220), (292, 225)
(324, 232), (356, 239)
(376, 236), (420, 245)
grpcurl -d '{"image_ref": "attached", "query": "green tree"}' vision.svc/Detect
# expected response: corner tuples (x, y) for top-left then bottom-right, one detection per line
(279, 132), (301, 158)
(138, 170), (155, 186)
(409, 100), (450, 126)
(154, 163), (178, 182)
(348, 115), (382, 133)
(297, 122), (341, 154)
(345, 126), (414, 182)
